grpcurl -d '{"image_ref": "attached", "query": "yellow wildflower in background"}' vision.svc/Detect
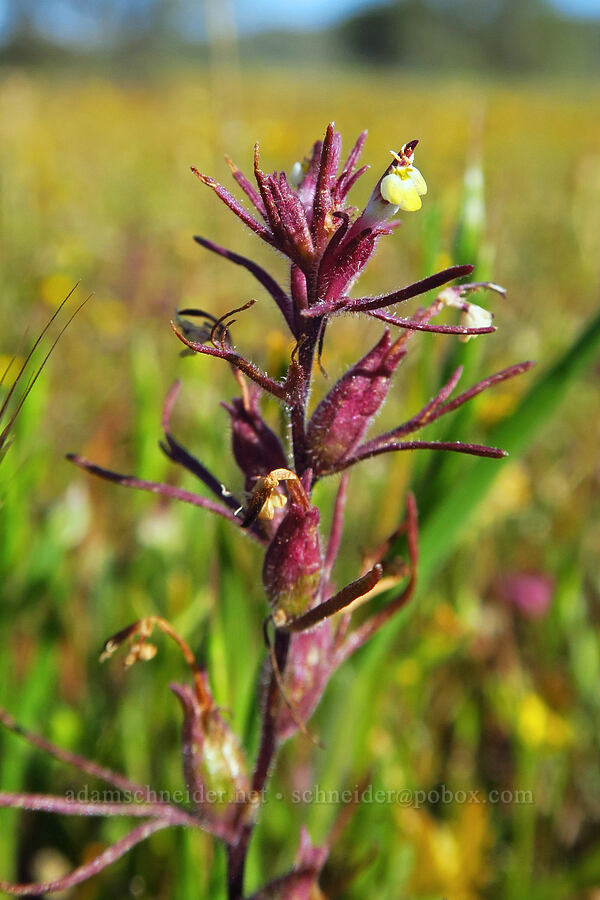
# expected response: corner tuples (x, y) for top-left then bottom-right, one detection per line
(398, 801), (492, 900)
(517, 692), (573, 749)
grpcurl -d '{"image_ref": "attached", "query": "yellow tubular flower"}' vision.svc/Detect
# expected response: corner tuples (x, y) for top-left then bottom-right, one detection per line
(380, 146), (428, 212)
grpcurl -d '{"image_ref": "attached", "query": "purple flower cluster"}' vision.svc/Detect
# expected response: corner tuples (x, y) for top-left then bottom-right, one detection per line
(0, 123), (533, 899)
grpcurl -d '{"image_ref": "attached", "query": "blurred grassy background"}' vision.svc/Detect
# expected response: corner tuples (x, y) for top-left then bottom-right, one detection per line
(1, 5), (600, 896)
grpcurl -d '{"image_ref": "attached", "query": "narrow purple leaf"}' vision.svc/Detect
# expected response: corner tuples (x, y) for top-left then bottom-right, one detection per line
(323, 439), (507, 476)
(340, 163), (369, 198)
(224, 154), (267, 217)
(253, 146), (283, 237)
(0, 793), (199, 826)
(193, 236), (294, 332)
(0, 708), (154, 800)
(381, 360), (536, 442)
(312, 123), (339, 252)
(67, 454), (245, 528)
(191, 167), (274, 245)
(275, 173), (315, 262)
(159, 381), (243, 513)
(375, 367), (464, 441)
(335, 130), (368, 200)
(296, 139), (323, 217)
(302, 264), (474, 319)
(368, 308), (496, 336)
(284, 564), (383, 633)
(171, 321), (290, 402)
(437, 361), (536, 416)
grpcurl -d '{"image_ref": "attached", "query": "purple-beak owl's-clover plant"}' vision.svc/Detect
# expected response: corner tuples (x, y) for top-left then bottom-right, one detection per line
(0, 124), (533, 898)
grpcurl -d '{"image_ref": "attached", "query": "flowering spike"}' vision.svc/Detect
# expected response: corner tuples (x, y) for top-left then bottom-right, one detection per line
(54, 125), (534, 899)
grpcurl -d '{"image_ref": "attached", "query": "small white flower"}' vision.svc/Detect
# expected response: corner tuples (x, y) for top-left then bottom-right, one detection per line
(439, 287), (495, 342)
(459, 302), (493, 341)
(288, 161), (304, 188)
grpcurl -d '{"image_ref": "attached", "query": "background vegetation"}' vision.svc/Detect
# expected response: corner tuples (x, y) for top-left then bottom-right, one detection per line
(1, 1), (599, 896)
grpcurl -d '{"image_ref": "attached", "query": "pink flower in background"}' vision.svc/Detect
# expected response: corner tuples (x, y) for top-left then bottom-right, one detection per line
(502, 572), (554, 619)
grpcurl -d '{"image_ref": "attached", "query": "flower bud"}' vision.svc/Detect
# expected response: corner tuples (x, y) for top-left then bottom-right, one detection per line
(247, 828), (327, 899)
(262, 504), (322, 625)
(171, 681), (250, 827)
(223, 393), (287, 491)
(458, 301), (493, 341)
(275, 623), (333, 741)
(307, 330), (405, 473)
(439, 282), (501, 343)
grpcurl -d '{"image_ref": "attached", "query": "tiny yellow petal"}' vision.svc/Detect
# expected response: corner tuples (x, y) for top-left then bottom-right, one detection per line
(260, 496), (275, 520)
(380, 173), (422, 211)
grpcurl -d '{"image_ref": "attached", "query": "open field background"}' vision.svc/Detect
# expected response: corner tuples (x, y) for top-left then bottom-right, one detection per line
(1, 64), (600, 898)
